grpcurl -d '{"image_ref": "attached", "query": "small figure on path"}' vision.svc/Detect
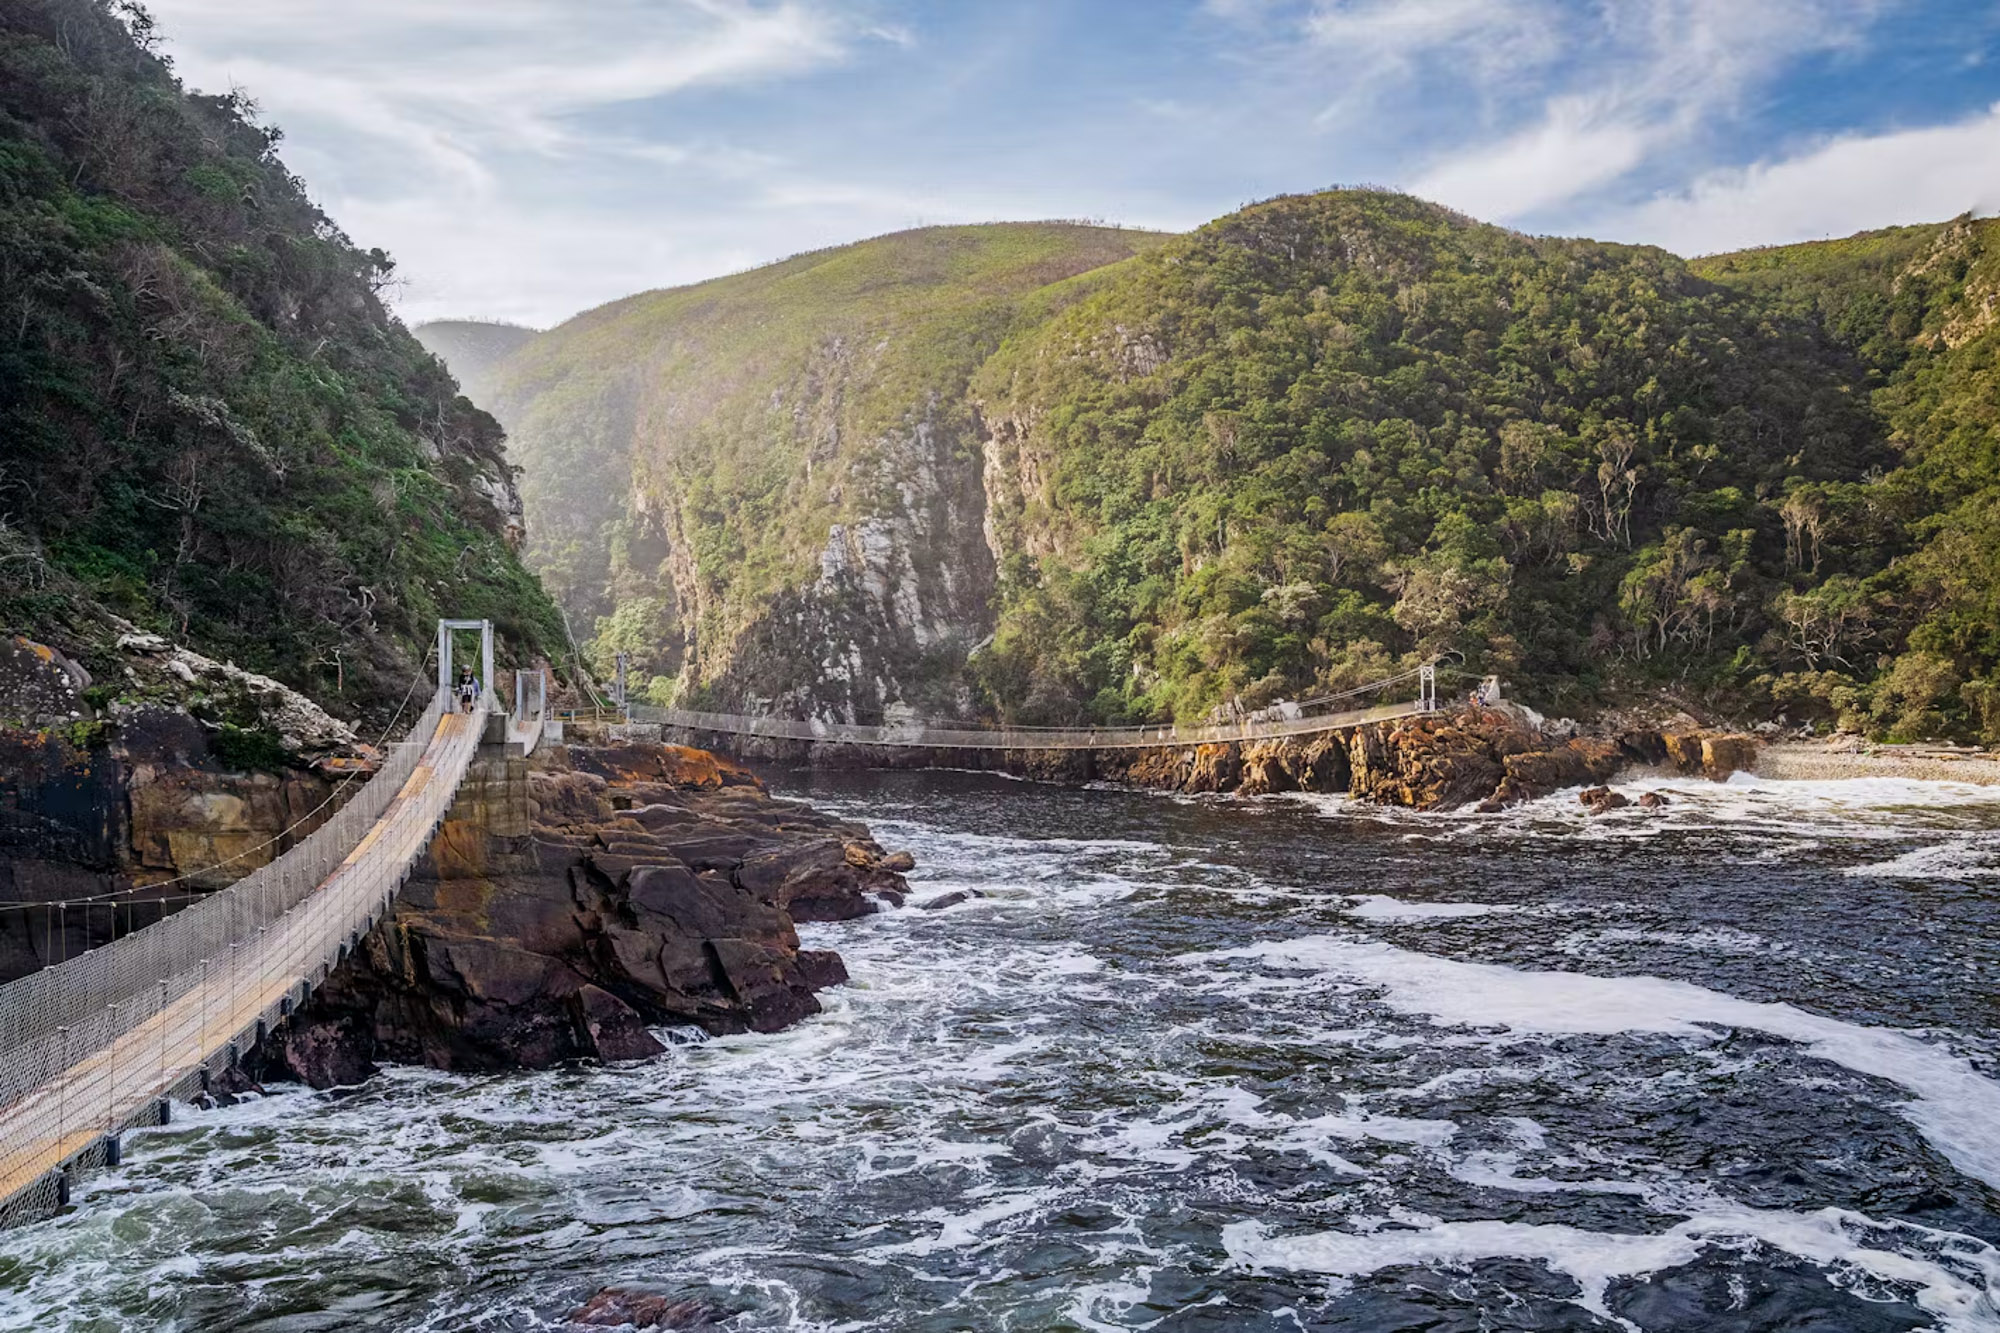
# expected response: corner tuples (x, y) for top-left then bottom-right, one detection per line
(458, 667), (480, 712)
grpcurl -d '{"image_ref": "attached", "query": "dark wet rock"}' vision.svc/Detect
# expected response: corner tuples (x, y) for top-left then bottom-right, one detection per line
(569, 1288), (723, 1328)
(1639, 791), (1671, 809)
(1580, 786), (1631, 813)
(249, 742), (910, 1086)
(913, 889), (982, 911)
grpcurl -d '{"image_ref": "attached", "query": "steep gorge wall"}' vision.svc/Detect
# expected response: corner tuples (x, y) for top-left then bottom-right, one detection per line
(470, 224), (1166, 722)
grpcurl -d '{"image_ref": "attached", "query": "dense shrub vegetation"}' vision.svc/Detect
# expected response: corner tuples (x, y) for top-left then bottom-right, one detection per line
(0, 0), (563, 715)
(971, 192), (2000, 741)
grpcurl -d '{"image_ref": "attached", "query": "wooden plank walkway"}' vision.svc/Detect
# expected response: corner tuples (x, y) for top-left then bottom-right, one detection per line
(0, 707), (483, 1221)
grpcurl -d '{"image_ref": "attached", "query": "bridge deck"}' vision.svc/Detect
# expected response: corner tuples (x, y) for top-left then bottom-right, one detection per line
(0, 703), (483, 1222)
(630, 697), (1430, 750)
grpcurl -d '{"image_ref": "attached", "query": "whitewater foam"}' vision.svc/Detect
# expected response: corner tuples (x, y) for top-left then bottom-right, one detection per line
(1344, 895), (1522, 922)
(1226, 1203), (2000, 1332)
(1188, 933), (2000, 1188)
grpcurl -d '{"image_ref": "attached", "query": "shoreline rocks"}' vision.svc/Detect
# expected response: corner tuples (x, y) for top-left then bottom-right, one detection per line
(1, 634), (365, 983)
(247, 741), (910, 1088)
(658, 710), (1767, 812)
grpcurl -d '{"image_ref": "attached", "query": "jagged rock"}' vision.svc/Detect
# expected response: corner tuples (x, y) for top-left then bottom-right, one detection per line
(1617, 730), (1669, 765)
(1580, 786), (1630, 813)
(250, 741), (910, 1085)
(1638, 791), (1670, 809)
(1347, 715), (1521, 810)
(0, 651), (350, 981)
(914, 889), (981, 910)
(0, 636), (93, 727)
(1662, 731), (1760, 781)
(1663, 732), (1705, 773)
(1701, 735), (1759, 781)
(569, 1289), (721, 1329)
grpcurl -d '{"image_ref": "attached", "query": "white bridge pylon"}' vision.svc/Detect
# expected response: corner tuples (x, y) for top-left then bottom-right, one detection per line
(0, 621), (508, 1228)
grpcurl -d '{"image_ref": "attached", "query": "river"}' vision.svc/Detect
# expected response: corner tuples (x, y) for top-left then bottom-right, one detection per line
(3, 770), (1999, 1331)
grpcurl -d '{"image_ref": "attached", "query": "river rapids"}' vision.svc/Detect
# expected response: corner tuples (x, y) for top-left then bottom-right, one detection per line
(3, 770), (2000, 1331)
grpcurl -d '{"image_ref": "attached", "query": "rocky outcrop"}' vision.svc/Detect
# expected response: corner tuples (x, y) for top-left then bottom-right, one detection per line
(1660, 732), (1758, 781)
(0, 634), (361, 982)
(250, 742), (910, 1088)
(678, 706), (1775, 811)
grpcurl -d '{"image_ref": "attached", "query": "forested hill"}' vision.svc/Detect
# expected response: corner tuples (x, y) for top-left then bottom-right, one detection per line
(0, 0), (563, 717)
(476, 222), (1169, 720)
(480, 188), (1998, 742)
(971, 194), (2000, 741)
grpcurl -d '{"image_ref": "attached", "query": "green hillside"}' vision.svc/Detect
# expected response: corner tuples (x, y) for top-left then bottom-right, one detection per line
(484, 222), (1167, 716)
(1695, 218), (2000, 740)
(973, 193), (1999, 739)
(413, 319), (539, 405)
(482, 192), (2000, 744)
(0, 0), (564, 715)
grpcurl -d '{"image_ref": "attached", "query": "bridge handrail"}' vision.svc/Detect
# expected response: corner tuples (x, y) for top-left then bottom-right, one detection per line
(627, 697), (1427, 751)
(0, 692), (488, 1220)
(0, 688), (450, 1097)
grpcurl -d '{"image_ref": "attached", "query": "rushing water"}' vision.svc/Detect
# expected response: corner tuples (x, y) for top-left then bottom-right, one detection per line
(5, 769), (2000, 1331)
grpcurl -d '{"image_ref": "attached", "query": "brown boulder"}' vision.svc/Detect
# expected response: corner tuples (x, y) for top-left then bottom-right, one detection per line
(1701, 735), (1758, 781)
(1663, 733), (1705, 774)
(248, 740), (909, 1086)
(1579, 786), (1630, 813)
(569, 1289), (720, 1328)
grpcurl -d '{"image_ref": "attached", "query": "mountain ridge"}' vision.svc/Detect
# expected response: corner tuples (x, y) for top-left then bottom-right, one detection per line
(457, 194), (2000, 743)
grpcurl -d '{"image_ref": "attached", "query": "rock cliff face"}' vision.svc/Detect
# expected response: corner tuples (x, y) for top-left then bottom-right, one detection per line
(250, 742), (910, 1088)
(476, 224), (1165, 721)
(0, 633), (366, 983)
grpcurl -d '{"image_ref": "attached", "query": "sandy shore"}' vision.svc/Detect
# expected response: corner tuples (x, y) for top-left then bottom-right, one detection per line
(1753, 742), (2000, 787)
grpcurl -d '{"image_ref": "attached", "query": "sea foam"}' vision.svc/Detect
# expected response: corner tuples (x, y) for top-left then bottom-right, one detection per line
(1187, 933), (2000, 1189)
(1225, 1203), (2000, 1332)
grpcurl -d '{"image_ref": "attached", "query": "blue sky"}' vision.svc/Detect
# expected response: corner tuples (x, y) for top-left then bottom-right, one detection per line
(143, 0), (2000, 327)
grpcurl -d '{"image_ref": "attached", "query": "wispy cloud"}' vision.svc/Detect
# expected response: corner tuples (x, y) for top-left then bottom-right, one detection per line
(1227, 0), (1906, 222)
(1590, 101), (2000, 253)
(136, 0), (2000, 326)
(1412, 98), (1651, 220)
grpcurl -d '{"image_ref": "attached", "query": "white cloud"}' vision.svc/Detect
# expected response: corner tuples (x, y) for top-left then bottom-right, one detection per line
(1593, 103), (2000, 254)
(130, 0), (1993, 328)
(1410, 97), (1652, 220)
(149, 0), (850, 168)
(141, 0), (881, 324)
(1295, 0), (1903, 220)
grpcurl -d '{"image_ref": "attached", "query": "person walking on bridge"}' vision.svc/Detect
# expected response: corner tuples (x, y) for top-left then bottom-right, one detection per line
(457, 666), (480, 713)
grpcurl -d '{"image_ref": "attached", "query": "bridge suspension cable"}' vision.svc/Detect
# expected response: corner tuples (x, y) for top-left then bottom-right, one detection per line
(0, 622), (511, 1229)
(628, 659), (1447, 751)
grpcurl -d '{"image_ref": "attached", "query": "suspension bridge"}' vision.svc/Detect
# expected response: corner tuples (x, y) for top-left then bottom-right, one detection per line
(0, 637), (1441, 1227)
(0, 621), (541, 1227)
(627, 662), (1445, 749)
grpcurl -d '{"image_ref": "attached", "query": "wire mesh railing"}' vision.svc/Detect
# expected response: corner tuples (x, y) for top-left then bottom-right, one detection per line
(628, 674), (1434, 751)
(0, 687), (488, 1225)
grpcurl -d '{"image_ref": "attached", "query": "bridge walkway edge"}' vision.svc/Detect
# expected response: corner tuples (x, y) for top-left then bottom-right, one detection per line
(0, 705), (484, 1224)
